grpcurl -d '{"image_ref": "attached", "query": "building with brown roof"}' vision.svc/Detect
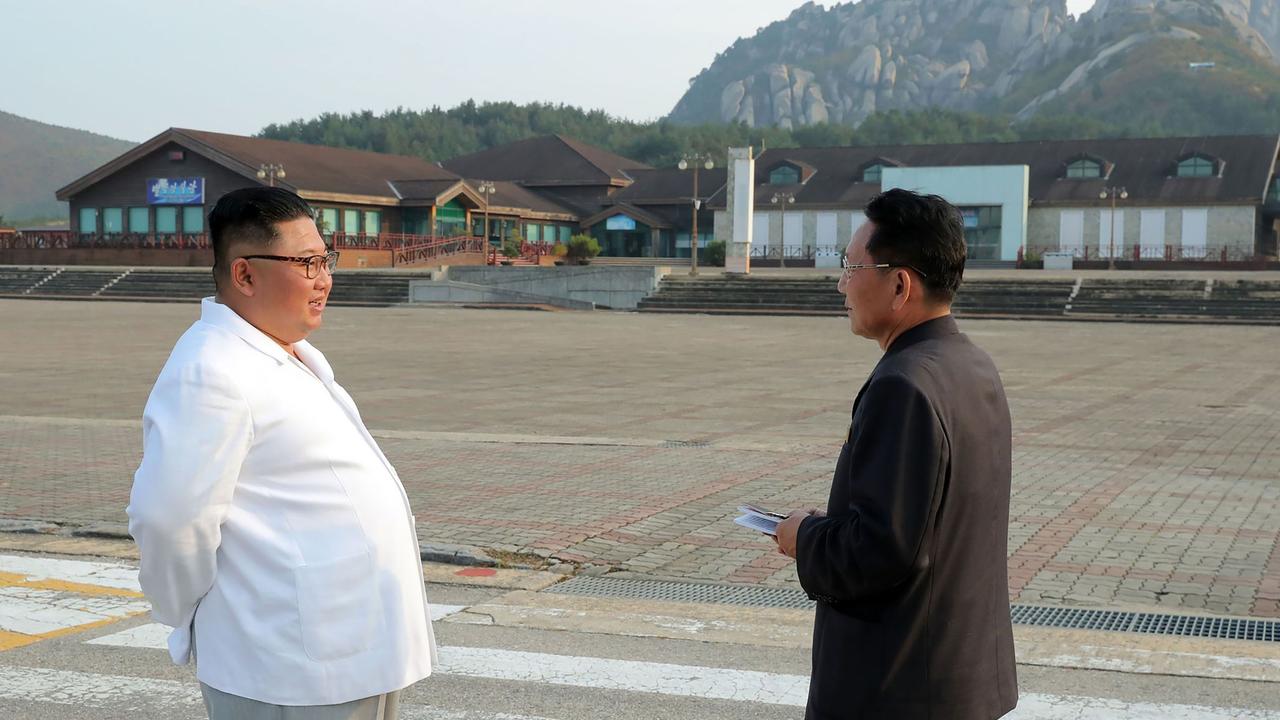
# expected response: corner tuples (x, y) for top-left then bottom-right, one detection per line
(711, 135), (1280, 264)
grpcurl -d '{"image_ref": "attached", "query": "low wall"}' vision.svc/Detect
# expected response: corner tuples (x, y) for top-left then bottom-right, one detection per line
(337, 249), (392, 269)
(444, 265), (665, 309)
(0, 248), (212, 267)
(409, 280), (594, 310)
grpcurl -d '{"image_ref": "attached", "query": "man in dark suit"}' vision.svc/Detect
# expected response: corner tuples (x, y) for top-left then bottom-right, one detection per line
(775, 189), (1018, 719)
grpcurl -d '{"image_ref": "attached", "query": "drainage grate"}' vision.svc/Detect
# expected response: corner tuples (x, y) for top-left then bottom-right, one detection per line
(662, 440), (712, 448)
(547, 577), (1280, 642)
(546, 576), (815, 609)
(1012, 605), (1279, 643)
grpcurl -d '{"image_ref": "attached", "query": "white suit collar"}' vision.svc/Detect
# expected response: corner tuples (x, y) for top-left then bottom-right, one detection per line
(199, 297), (333, 383)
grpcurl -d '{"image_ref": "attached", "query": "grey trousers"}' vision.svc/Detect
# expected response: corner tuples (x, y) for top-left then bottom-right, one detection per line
(201, 683), (400, 720)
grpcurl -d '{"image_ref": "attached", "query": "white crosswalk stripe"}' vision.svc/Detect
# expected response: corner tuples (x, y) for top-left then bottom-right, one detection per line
(5, 556), (1279, 719)
(0, 554), (141, 592)
(81, 622), (1280, 718)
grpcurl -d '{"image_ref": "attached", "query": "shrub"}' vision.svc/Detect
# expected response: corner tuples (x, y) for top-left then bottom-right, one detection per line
(704, 240), (726, 267)
(566, 233), (601, 260)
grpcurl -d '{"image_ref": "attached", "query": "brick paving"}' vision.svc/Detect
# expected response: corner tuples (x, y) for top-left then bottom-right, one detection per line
(1, 298), (1278, 618)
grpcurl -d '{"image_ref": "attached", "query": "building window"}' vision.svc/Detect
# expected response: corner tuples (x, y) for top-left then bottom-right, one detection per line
(435, 201), (466, 237)
(769, 165), (800, 185)
(541, 223), (555, 244)
(156, 207), (178, 234)
(78, 208), (98, 235)
(559, 226), (571, 244)
(1177, 157), (1215, 177)
(103, 208), (124, 234)
(363, 210), (380, 238)
(129, 207), (149, 234)
(1269, 178), (1280, 204)
(343, 209), (360, 236)
(960, 206), (1002, 260)
(862, 164), (884, 183)
(1065, 159), (1102, 179)
(524, 223), (539, 242)
(319, 208), (338, 237)
(182, 206), (204, 234)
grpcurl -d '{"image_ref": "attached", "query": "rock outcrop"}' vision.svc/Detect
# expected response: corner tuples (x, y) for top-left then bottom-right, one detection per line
(669, 0), (1280, 128)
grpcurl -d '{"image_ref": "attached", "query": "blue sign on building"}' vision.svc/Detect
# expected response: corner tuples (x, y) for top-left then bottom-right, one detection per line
(147, 177), (204, 205)
(605, 214), (637, 231)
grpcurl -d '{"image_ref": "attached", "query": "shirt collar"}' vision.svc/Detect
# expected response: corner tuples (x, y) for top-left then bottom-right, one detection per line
(198, 297), (333, 383)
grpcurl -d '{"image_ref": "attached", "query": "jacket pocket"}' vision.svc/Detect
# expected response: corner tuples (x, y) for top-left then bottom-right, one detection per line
(294, 551), (378, 662)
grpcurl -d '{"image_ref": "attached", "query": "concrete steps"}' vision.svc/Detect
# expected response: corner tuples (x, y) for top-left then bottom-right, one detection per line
(639, 275), (1279, 324)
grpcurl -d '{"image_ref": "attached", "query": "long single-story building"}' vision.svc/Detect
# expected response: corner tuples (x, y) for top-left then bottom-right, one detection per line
(34, 128), (1280, 269)
(711, 135), (1280, 265)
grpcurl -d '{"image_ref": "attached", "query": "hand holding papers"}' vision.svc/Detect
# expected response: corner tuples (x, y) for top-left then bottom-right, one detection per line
(733, 504), (788, 536)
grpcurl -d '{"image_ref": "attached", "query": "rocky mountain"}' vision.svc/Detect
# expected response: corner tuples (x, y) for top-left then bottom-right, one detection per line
(0, 111), (135, 223)
(668, 0), (1280, 132)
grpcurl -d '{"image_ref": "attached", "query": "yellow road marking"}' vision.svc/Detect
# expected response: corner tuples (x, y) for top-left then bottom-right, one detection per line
(0, 611), (150, 652)
(0, 570), (143, 598)
(0, 566), (149, 652)
(0, 630), (41, 651)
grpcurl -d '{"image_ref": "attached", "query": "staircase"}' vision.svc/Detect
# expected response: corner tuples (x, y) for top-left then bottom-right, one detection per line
(637, 275), (1280, 324)
(0, 268), (58, 295)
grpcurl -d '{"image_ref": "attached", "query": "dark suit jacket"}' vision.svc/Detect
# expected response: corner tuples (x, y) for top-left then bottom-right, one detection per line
(795, 315), (1017, 720)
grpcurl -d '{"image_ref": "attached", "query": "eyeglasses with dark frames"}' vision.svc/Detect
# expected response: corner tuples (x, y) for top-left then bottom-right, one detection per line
(240, 250), (339, 279)
(840, 255), (929, 279)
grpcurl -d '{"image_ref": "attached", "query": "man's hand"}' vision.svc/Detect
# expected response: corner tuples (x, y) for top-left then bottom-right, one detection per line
(774, 509), (825, 559)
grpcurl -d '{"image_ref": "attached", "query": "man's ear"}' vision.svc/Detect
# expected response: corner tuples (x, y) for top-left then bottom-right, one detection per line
(890, 268), (911, 311)
(228, 258), (256, 297)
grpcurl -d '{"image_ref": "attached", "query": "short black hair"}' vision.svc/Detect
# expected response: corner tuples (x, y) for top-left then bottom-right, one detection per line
(863, 188), (966, 303)
(208, 186), (315, 290)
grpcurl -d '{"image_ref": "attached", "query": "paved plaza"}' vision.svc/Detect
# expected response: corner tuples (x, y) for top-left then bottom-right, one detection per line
(1, 297), (1278, 618)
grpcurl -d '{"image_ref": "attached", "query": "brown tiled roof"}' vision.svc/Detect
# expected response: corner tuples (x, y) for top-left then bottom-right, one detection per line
(707, 135), (1280, 209)
(442, 135), (650, 187)
(388, 179), (466, 201)
(612, 168), (728, 204)
(56, 127), (458, 202)
(178, 129), (457, 197)
(484, 181), (578, 217)
(580, 203), (673, 229)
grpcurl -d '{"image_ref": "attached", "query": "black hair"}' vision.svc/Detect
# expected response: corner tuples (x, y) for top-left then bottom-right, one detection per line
(863, 188), (966, 303)
(208, 186), (314, 290)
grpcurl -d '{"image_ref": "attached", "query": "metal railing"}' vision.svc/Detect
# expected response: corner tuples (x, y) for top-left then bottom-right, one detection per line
(1021, 245), (1259, 263)
(0, 232), (211, 250)
(393, 236), (486, 266)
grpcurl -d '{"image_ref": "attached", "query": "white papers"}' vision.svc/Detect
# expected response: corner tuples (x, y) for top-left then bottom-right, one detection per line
(733, 504), (787, 536)
(734, 513), (780, 535)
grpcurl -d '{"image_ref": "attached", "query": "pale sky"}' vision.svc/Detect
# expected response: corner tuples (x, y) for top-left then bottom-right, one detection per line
(6, 0), (1098, 142)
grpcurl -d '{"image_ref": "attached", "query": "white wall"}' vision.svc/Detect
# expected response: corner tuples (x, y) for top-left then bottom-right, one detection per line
(1139, 209), (1165, 259)
(1059, 210), (1084, 256)
(880, 165), (1030, 261)
(1181, 208), (1208, 259)
(1098, 209), (1125, 259)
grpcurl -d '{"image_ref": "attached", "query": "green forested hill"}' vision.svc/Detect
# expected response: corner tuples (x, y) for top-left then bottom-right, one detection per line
(0, 111), (135, 224)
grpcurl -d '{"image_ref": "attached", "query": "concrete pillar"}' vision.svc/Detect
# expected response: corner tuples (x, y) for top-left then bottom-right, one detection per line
(725, 147), (755, 274)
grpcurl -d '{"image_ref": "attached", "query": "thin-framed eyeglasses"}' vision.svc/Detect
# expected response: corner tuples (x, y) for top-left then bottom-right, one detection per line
(240, 250), (339, 279)
(840, 255), (929, 279)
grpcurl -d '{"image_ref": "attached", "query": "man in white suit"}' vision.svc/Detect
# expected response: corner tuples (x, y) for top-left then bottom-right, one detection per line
(128, 187), (435, 719)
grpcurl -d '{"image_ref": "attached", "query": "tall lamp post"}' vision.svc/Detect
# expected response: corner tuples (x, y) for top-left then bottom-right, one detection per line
(771, 191), (796, 269)
(257, 163), (286, 187)
(476, 180), (496, 247)
(678, 152), (715, 276)
(1099, 185), (1128, 269)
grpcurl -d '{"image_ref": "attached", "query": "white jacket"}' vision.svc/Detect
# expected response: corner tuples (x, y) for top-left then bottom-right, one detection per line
(128, 298), (436, 706)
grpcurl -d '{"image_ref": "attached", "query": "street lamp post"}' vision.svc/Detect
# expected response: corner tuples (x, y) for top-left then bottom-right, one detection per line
(257, 163), (286, 187)
(771, 191), (796, 269)
(678, 152), (715, 276)
(1099, 185), (1128, 269)
(476, 181), (496, 248)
